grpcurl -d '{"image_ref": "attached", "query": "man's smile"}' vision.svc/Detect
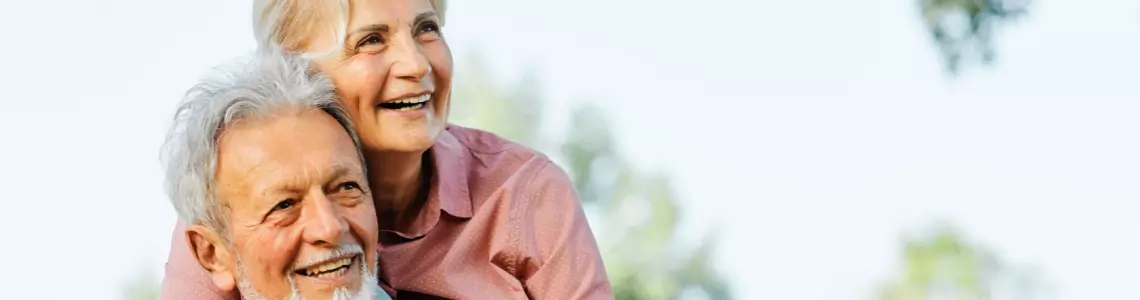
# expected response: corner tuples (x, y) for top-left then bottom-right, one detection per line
(295, 254), (358, 279)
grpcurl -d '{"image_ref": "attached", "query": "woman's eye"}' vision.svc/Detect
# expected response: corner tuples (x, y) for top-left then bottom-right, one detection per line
(357, 34), (384, 47)
(273, 199), (297, 211)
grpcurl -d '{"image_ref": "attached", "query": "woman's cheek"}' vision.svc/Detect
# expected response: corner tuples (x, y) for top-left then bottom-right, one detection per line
(337, 59), (389, 106)
(432, 40), (453, 75)
(358, 58), (391, 90)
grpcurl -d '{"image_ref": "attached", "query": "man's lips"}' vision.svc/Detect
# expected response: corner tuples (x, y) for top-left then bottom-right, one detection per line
(294, 254), (358, 278)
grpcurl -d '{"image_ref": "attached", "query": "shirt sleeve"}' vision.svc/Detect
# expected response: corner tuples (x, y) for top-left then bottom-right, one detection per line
(159, 220), (240, 300)
(514, 161), (614, 299)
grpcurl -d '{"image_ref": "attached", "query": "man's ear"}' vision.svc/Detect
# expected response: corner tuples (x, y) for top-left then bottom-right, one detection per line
(186, 223), (237, 292)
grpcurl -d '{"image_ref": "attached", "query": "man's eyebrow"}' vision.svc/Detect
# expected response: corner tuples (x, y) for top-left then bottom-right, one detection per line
(414, 11), (438, 26)
(324, 162), (354, 183)
(272, 162), (357, 191)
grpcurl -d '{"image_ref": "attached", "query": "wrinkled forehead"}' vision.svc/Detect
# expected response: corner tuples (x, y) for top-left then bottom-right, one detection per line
(213, 110), (364, 206)
(347, 0), (438, 21)
(297, 0), (442, 54)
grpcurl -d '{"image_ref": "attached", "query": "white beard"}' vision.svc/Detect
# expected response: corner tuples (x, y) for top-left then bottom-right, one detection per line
(234, 256), (386, 300)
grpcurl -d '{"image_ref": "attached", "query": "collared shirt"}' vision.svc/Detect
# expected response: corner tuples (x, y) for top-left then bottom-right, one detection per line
(159, 125), (613, 300)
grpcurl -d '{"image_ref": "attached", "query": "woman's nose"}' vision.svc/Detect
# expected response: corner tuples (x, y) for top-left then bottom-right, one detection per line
(389, 36), (430, 81)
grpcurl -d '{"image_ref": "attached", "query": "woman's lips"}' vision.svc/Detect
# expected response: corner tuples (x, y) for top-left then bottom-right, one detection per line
(377, 94), (430, 111)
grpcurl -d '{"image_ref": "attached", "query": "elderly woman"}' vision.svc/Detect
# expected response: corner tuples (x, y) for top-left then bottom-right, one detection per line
(161, 0), (612, 299)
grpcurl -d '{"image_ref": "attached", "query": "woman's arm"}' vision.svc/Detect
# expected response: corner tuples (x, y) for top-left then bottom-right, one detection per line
(514, 161), (613, 299)
(159, 220), (240, 300)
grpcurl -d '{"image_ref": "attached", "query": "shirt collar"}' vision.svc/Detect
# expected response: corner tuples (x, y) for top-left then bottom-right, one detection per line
(382, 126), (474, 240)
(428, 125), (474, 219)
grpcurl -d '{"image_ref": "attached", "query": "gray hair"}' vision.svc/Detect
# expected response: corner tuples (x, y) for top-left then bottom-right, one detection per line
(161, 50), (365, 232)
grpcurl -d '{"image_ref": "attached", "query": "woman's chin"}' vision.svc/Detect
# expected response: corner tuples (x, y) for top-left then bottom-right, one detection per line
(368, 132), (441, 154)
(364, 116), (445, 153)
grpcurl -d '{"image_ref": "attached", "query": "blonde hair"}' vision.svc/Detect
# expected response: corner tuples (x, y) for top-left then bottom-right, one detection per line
(253, 0), (447, 58)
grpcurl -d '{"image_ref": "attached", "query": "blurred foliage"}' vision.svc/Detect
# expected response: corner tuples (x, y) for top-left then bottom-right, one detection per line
(918, 0), (1031, 74)
(903, 2), (1051, 299)
(122, 268), (159, 300)
(878, 224), (1049, 300)
(450, 53), (732, 300)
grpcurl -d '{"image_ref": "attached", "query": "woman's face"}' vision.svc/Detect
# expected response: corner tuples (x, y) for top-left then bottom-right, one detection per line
(311, 0), (452, 153)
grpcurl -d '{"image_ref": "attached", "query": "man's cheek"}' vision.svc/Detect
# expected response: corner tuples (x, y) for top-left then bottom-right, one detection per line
(352, 209), (380, 234)
(261, 233), (302, 272)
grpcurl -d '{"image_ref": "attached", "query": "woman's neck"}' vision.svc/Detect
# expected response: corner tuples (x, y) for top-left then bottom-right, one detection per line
(366, 150), (431, 215)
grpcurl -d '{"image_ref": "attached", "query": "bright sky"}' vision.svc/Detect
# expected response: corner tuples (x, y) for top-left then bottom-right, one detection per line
(1, 0), (1137, 299)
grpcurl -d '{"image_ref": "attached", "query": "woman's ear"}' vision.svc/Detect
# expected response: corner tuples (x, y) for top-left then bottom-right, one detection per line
(186, 224), (237, 292)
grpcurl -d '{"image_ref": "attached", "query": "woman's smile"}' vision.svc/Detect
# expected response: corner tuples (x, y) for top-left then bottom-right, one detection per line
(377, 93), (431, 111)
(377, 92), (433, 120)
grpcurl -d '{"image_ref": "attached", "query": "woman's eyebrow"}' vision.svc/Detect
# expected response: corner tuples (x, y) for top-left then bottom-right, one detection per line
(349, 23), (389, 37)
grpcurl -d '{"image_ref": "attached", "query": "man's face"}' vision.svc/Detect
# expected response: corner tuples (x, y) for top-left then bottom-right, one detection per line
(209, 109), (380, 299)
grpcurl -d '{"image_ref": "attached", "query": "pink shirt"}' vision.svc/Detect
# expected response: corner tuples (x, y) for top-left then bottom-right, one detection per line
(160, 125), (612, 299)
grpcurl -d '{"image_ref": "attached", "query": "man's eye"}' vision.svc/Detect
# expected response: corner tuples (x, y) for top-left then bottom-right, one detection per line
(273, 199), (297, 211)
(418, 22), (440, 35)
(338, 182), (361, 191)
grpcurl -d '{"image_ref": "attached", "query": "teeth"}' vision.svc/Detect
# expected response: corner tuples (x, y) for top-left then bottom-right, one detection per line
(314, 266), (347, 279)
(395, 103), (425, 111)
(301, 257), (353, 277)
(389, 94), (430, 104)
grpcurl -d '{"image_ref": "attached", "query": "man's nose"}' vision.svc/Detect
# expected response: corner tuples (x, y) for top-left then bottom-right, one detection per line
(302, 193), (347, 246)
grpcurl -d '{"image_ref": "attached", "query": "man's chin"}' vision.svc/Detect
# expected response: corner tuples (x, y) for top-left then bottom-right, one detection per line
(320, 279), (384, 300)
(237, 268), (383, 300)
(287, 277), (382, 300)
(331, 283), (384, 300)
(238, 283), (382, 300)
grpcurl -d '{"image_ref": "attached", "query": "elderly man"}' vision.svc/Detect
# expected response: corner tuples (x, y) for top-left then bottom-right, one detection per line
(160, 50), (387, 300)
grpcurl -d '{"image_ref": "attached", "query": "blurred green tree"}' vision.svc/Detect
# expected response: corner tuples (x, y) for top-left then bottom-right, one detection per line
(902, 2), (1052, 298)
(122, 268), (159, 300)
(450, 53), (733, 300)
(877, 224), (1048, 300)
(918, 0), (1030, 74)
